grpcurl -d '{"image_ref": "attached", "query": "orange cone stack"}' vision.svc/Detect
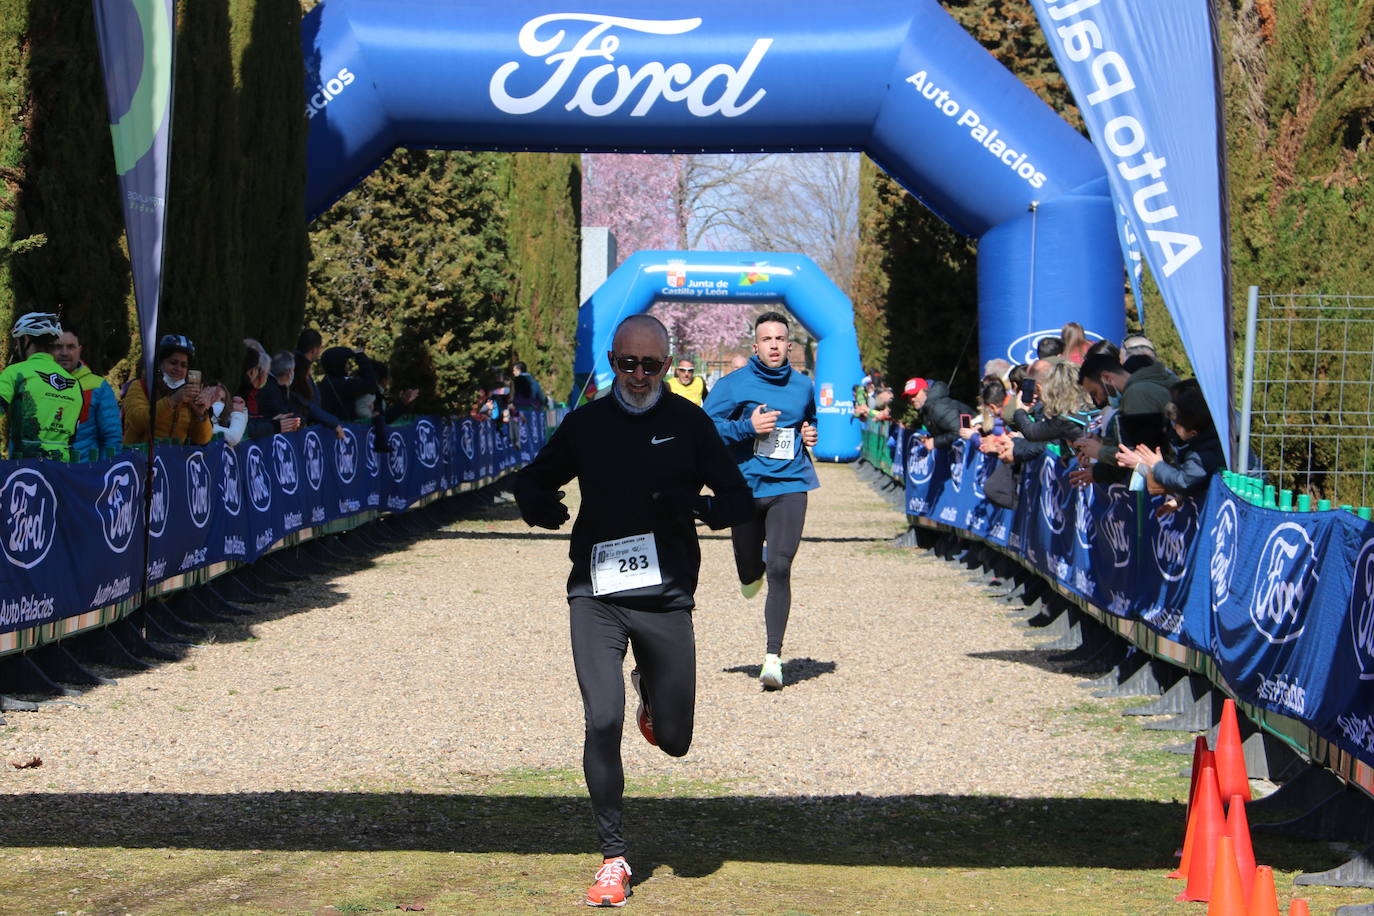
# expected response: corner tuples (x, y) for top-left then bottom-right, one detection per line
(1208, 834), (1247, 916)
(1180, 763), (1227, 901)
(1227, 794), (1257, 904)
(1247, 865), (1280, 916)
(1216, 698), (1253, 804)
(1171, 746), (1218, 880)
(1288, 901), (1309, 916)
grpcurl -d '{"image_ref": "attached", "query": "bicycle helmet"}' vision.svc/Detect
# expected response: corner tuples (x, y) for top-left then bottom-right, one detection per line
(10, 312), (63, 338)
(156, 333), (196, 361)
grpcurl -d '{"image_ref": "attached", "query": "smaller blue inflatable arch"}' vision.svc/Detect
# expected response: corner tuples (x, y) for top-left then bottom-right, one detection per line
(577, 251), (863, 463)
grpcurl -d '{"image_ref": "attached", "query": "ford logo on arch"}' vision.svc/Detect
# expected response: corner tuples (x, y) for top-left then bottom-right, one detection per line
(1004, 328), (1103, 366)
(1, 468), (58, 570)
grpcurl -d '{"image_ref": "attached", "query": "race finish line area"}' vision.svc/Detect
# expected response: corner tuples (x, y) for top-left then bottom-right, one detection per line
(0, 463), (1312, 916)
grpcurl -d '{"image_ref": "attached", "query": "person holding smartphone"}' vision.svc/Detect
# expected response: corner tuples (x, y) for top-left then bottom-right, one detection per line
(120, 333), (212, 446)
(904, 375), (972, 452)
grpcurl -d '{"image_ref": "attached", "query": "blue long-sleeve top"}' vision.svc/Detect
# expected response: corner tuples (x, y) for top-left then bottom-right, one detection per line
(71, 363), (123, 459)
(702, 355), (819, 497)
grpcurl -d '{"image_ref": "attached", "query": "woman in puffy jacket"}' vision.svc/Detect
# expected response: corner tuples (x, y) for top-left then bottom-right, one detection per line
(121, 333), (212, 446)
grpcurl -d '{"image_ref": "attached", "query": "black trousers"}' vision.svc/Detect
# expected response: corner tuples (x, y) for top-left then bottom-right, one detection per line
(569, 596), (696, 858)
(731, 490), (808, 655)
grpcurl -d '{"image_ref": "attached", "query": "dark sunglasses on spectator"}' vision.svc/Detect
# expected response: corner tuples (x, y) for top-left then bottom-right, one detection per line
(610, 354), (665, 376)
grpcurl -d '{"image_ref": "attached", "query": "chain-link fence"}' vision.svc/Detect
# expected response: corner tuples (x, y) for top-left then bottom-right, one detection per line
(1239, 288), (1374, 506)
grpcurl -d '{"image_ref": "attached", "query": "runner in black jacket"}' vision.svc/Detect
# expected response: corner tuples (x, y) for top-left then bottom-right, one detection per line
(512, 314), (751, 908)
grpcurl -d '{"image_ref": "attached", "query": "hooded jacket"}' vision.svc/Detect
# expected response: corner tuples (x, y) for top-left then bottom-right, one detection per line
(918, 380), (972, 449)
(70, 363), (123, 459)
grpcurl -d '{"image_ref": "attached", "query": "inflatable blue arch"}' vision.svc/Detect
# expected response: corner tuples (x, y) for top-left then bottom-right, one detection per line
(301, 0), (1125, 375)
(577, 251), (862, 461)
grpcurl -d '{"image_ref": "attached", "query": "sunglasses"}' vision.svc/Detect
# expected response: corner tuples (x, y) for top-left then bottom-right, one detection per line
(610, 354), (665, 376)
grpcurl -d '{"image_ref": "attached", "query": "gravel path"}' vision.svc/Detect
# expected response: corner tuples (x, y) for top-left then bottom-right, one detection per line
(1, 464), (1126, 800)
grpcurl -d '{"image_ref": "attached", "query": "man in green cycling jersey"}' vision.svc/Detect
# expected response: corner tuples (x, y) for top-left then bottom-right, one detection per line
(0, 312), (83, 461)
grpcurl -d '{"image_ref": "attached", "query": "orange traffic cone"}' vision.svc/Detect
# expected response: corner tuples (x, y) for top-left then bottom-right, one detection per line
(1227, 794), (1257, 904)
(1216, 698), (1253, 804)
(1288, 900), (1309, 916)
(1247, 865), (1280, 916)
(1171, 747), (1217, 880)
(1180, 737), (1210, 836)
(1208, 834), (1247, 916)
(1179, 763), (1227, 901)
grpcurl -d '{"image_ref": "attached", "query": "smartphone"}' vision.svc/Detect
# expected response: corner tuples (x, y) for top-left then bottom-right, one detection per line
(959, 414), (972, 429)
(186, 369), (202, 386)
(1018, 378), (1036, 404)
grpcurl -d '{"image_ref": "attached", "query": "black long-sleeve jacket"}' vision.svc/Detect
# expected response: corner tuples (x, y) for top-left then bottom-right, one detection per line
(514, 386), (752, 611)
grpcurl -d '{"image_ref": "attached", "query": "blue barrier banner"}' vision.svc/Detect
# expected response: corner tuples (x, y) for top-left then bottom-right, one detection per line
(0, 454), (146, 632)
(1028, 0), (1233, 463)
(897, 433), (1373, 769)
(0, 413), (546, 634)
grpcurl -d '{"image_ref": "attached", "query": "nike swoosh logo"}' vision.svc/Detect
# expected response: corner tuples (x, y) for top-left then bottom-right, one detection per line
(651, 436), (675, 445)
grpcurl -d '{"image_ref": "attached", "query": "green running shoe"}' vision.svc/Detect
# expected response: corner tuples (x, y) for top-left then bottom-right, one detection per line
(759, 653), (784, 690)
(740, 576), (764, 599)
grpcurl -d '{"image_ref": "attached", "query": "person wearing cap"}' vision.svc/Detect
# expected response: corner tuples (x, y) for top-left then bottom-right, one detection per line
(53, 321), (123, 461)
(0, 312), (83, 461)
(703, 311), (819, 690)
(666, 359), (708, 406)
(904, 377), (972, 451)
(121, 333), (213, 446)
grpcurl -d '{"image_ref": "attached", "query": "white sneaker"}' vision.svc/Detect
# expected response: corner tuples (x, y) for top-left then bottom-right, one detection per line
(759, 653), (784, 689)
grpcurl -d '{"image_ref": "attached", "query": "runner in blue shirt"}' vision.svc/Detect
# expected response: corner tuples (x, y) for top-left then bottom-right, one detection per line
(703, 311), (818, 689)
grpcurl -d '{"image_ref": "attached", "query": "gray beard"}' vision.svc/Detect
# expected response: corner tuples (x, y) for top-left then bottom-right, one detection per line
(614, 377), (663, 414)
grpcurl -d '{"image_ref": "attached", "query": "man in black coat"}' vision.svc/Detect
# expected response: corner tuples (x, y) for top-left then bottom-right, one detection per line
(905, 377), (973, 450)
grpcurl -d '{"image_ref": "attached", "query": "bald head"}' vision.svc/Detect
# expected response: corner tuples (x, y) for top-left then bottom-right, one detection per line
(612, 314), (669, 357)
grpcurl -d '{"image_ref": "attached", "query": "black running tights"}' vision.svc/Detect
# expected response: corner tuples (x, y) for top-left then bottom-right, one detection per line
(731, 490), (808, 655)
(569, 597), (696, 858)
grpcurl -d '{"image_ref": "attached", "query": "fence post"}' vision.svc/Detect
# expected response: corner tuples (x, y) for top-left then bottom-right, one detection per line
(1237, 285), (1259, 474)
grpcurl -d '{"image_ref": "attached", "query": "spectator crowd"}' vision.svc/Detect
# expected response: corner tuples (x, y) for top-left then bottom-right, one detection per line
(859, 321), (1225, 515)
(0, 311), (548, 464)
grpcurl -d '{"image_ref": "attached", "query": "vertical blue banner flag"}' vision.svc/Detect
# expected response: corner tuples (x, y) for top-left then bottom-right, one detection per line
(91, 0), (175, 383)
(1028, 0), (1233, 464)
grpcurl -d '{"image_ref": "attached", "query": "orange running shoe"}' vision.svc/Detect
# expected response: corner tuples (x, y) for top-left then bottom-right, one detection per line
(585, 856), (632, 907)
(629, 668), (656, 746)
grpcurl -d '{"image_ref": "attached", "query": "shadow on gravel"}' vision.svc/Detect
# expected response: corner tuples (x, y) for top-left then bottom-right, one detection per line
(0, 789), (1342, 877)
(721, 657), (836, 686)
(964, 648), (1072, 675)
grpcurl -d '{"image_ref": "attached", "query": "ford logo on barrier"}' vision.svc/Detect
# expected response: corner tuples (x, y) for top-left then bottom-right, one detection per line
(949, 440), (966, 492)
(1074, 483), (1096, 551)
(365, 429), (380, 477)
(147, 455), (170, 538)
(387, 432), (408, 481)
(461, 420), (476, 460)
(272, 435), (300, 495)
(416, 419), (440, 469)
(1005, 328), (1103, 366)
(99, 459), (142, 553)
(304, 431), (325, 491)
(336, 426), (358, 484)
(1210, 498), (1239, 609)
(1250, 522), (1320, 644)
(1348, 538), (1374, 680)
(221, 445), (242, 516)
(1039, 457), (1067, 534)
(907, 440), (933, 486)
(1102, 484), (1132, 568)
(480, 421), (492, 457)
(186, 451), (212, 529)
(1152, 496), (1197, 582)
(1, 468), (57, 569)
(246, 444), (272, 513)
(971, 451), (991, 500)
